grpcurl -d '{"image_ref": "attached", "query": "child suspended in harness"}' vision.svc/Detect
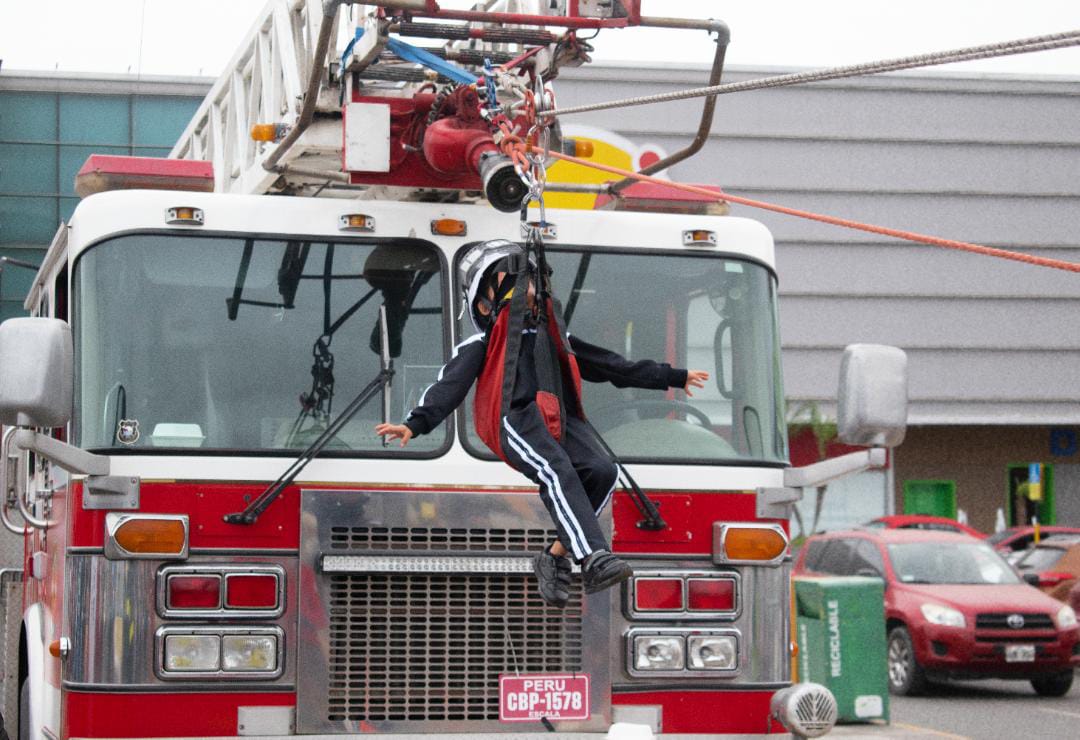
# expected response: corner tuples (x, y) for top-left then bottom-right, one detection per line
(375, 239), (708, 606)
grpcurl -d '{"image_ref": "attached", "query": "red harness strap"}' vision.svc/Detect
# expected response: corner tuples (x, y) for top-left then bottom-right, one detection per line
(472, 297), (586, 462)
(474, 309), (510, 460)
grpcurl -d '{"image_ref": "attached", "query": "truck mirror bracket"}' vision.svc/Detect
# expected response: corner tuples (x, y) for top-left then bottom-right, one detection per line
(758, 448), (888, 518)
(756, 487), (803, 519)
(83, 476), (140, 510)
(7, 429), (139, 512)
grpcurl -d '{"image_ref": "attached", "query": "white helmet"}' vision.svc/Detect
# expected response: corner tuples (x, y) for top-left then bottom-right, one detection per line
(459, 240), (533, 333)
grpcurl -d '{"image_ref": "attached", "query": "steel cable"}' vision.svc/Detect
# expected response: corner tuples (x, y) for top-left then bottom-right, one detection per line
(547, 29), (1080, 117)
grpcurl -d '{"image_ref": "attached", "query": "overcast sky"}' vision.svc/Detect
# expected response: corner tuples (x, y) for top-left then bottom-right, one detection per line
(2, 1), (1079, 78)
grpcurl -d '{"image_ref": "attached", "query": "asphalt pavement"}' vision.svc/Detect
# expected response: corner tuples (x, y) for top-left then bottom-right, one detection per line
(827, 675), (1080, 739)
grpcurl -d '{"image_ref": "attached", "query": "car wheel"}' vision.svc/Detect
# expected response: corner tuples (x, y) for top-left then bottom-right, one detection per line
(1031, 670), (1074, 697)
(887, 626), (928, 696)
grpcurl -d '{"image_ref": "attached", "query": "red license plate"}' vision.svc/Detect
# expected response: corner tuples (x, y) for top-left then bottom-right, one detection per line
(499, 673), (590, 722)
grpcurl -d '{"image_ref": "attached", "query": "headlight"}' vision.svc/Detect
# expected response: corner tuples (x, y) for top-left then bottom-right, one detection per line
(164, 634), (220, 671)
(688, 634), (737, 670)
(222, 634), (278, 672)
(921, 603), (966, 628)
(1056, 605), (1078, 630)
(633, 635), (685, 671)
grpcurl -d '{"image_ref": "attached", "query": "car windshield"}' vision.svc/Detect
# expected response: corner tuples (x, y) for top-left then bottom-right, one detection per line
(460, 248), (788, 465)
(887, 542), (1020, 585)
(1014, 547), (1066, 572)
(74, 234), (447, 453)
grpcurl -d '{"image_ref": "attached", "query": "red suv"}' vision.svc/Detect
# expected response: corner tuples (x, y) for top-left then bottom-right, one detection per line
(794, 529), (1080, 696)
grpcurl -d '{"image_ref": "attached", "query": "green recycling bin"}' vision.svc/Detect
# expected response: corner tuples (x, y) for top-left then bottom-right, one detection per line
(795, 576), (889, 724)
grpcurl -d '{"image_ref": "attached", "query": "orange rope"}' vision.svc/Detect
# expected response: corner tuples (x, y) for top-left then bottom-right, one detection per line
(531, 146), (1080, 274)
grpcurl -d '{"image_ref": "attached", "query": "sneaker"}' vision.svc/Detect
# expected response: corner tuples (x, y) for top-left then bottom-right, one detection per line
(582, 550), (633, 594)
(533, 545), (572, 608)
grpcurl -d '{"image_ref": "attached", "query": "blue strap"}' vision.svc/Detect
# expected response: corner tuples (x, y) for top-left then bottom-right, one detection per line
(387, 37), (478, 85)
(341, 30), (478, 86)
(340, 28), (366, 77)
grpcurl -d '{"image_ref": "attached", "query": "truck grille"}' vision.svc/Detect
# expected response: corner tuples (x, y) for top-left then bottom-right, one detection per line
(326, 570), (584, 722)
(975, 613), (1054, 630)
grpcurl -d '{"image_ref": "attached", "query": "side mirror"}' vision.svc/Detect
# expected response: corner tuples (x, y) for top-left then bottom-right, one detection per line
(837, 344), (907, 448)
(0, 317), (73, 428)
(1023, 572), (1041, 587)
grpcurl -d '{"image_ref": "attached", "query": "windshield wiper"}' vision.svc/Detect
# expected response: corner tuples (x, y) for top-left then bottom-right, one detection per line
(225, 306), (394, 525)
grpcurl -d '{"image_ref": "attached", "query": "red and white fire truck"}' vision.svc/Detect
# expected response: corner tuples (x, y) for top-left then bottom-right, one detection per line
(0, 2), (907, 738)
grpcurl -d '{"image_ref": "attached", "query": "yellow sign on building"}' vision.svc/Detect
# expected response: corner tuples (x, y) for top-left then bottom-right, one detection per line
(539, 125), (667, 211)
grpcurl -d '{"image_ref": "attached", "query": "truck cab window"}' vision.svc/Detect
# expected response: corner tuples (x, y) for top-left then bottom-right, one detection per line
(459, 248), (787, 466)
(73, 234), (446, 454)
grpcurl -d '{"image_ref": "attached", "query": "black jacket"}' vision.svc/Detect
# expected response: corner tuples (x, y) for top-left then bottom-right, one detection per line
(403, 330), (688, 437)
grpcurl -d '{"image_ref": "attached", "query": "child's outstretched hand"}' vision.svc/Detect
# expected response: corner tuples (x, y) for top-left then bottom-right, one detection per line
(684, 370), (710, 397)
(375, 422), (413, 447)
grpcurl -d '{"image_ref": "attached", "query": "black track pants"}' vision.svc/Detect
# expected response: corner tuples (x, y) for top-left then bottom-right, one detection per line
(500, 403), (619, 563)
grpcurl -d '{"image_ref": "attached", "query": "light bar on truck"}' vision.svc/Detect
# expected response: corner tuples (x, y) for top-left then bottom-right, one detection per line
(712, 523), (788, 566)
(321, 554), (536, 574)
(74, 155), (214, 198)
(105, 513), (189, 560)
(593, 181), (729, 215)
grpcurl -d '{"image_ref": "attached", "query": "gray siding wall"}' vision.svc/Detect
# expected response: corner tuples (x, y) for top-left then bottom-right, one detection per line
(554, 63), (1080, 426)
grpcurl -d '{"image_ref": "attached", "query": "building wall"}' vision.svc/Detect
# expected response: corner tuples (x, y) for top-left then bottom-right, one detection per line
(555, 63), (1080, 427)
(553, 62), (1080, 530)
(895, 426), (1080, 532)
(0, 72), (206, 320)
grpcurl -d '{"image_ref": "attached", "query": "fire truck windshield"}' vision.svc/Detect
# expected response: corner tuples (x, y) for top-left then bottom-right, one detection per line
(74, 234), (448, 454)
(462, 248), (789, 466)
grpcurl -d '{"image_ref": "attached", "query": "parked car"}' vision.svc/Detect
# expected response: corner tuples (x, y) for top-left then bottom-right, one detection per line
(1013, 536), (1080, 600)
(987, 526), (1080, 557)
(865, 514), (986, 538)
(794, 529), (1080, 697)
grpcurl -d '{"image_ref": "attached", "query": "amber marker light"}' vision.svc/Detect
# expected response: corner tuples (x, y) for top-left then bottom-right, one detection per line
(165, 206), (204, 225)
(431, 218), (467, 236)
(682, 229), (717, 246)
(570, 138), (594, 158)
(250, 123), (287, 142)
(339, 213), (375, 232)
(105, 514), (189, 560)
(714, 523), (788, 565)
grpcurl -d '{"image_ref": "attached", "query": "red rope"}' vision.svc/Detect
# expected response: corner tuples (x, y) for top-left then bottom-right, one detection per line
(533, 146), (1080, 274)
